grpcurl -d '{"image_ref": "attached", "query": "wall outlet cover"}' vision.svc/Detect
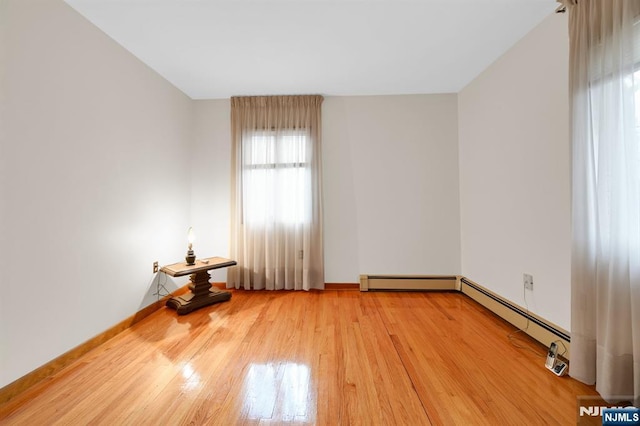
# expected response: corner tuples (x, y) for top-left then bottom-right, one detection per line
(523, 273), (533, 290)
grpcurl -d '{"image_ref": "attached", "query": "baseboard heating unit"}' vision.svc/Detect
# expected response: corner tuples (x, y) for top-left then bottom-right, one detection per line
(359, 274), (571, 357)
(359, 275), (459, 291)
(460, 277), (571, 357)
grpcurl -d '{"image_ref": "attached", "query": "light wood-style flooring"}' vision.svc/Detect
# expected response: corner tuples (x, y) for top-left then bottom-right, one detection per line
(0, 289), (599, 425)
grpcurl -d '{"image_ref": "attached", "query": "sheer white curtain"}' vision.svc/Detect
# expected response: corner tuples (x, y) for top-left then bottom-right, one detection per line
(566, 0), (640, 405)
(228, 95), (324, 291)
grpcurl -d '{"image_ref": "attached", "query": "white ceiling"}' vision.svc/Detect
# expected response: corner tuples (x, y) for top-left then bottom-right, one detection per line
(64, 0), (557, 100)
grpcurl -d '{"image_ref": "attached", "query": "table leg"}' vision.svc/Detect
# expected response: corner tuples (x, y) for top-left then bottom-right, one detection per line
(166, 270), (232, 315)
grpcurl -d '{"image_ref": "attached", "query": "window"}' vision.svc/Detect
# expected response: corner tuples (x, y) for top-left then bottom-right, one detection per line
(229, 95), (324, 290)
(242, 130), (311, 226)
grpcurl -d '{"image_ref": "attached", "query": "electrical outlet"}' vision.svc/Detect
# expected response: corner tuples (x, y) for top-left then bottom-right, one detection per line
(153, 261), (159, 273)
(523, 273), (533, 291)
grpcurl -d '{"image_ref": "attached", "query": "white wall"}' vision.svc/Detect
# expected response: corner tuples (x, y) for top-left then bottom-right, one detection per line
(0, 0), (193, 387)
(323, 95), (461, 280)
(192, 95), (461, 283)
(190, 100), (232, 283)
(458, 14), (570, 329)
(0, 0), (8, 391)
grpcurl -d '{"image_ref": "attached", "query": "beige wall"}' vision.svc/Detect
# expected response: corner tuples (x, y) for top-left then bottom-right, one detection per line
(191, 95), (462, 283)
(322, 95), (461, 280)
(190, 99), (232, 284)
(458, 13), (570, 329)
(0, 0), (193, 387)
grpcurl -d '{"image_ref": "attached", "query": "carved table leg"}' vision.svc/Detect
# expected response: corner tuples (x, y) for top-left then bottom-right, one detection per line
(166, 270), (231, 315)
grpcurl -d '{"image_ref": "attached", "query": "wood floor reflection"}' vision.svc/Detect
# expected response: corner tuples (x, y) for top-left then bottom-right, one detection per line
(0, 290), (598, 425)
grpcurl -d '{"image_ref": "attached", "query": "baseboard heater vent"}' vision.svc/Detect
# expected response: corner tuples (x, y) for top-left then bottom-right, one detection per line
(461, 277), (571, 356)
(360, 275), (459, 292)
(359, 274), (571, 357)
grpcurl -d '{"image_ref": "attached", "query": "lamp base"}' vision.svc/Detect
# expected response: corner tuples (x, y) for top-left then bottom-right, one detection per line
(185, 250), (196, 266)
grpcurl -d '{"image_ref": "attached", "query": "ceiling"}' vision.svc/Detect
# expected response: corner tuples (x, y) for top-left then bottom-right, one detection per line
(64, 0), (557, 100)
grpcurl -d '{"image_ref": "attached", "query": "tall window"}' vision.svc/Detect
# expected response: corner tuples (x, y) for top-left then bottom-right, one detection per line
(228, 95), (324, 291)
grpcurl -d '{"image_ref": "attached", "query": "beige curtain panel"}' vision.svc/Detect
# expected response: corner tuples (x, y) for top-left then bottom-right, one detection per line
(566, 0), (640, 406)
(228, 95), (324, 290)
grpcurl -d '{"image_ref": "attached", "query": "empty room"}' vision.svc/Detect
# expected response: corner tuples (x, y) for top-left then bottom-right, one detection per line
(1, 0), (638, 424)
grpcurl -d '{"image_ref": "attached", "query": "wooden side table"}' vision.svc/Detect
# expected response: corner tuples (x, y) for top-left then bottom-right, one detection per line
(160, 256), (236, 315)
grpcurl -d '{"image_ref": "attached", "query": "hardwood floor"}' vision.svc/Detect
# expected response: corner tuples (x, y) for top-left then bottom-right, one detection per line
(0, 290), (598, 425)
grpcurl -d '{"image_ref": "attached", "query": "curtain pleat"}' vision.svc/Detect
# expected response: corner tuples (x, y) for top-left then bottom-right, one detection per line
(228, 95), (324, 291)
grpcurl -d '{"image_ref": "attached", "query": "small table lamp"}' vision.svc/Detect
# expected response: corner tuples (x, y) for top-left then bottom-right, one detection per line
(185, 227), (196, 265)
